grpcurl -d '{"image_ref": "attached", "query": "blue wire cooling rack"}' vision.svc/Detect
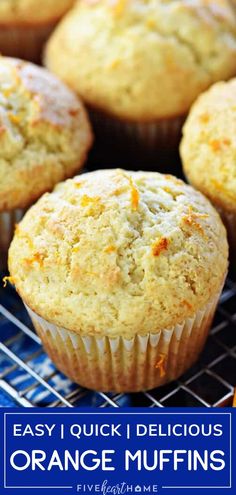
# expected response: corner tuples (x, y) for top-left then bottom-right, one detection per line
(0, 274), (235, 408)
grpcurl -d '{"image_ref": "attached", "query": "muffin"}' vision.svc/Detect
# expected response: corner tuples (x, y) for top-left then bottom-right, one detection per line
(45, 0), (236, 165)
(180, 78), (236, 257)
(0, 0), (75, 63)
(8, 169), (228, 392)
(0, 56), (93, 270)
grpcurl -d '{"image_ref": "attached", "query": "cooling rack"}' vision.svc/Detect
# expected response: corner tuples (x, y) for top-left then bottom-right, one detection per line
(0, 273), (235, 408)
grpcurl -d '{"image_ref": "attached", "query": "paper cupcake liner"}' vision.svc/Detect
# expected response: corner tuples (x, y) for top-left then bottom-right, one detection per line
(25, 291), (221, 393)
(0, 21), (58, 63)
(217, 208), (236, 257)
(0, 209), (25, 271)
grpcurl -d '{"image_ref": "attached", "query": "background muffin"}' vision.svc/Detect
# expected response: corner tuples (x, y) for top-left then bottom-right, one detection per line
(0, 56), (92, 269)
(45, 0), (236, 166)
(9, 169), (228, 392)
(0, 0), (75, 63)
(180, 78), (236, 257)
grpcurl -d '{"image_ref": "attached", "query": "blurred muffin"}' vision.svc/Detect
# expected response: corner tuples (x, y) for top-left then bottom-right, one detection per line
(0, 0), (75, 63)
(0, 56), (93, 269)
(181, 78), (236, 257)
(9, 169), (228, 392)
(45, 0), (236, 165)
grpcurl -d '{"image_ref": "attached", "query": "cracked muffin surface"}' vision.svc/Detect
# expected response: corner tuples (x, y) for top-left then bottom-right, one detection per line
(45, 0), (236, 120)
(9, 169), (228, 338)
(0, 56), (93, 211)
(181, 78), (236, 213)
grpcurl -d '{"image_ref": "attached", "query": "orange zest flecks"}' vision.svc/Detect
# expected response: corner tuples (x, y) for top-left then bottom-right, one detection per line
(74, 182), (82, 189)
(127, 176), (139, 211)
(121, 172), (140, 210)
(182, 206), (209, 236)
(155, 354), (166, 378)
(3, 276), (15, 288)
(164, 174), (182, 185)
(182, 299), (193, 310)
(68, 108), (79, 117)
(24, 252), (45, 267)
(111, 0), (126, 16)
(233, 389), (236, 407)
(209, 138), (231, 152)
(152, 237), (169, 257)
(104, 245), (116, 253)
(72, 245), (80, 253)
(15, 226), (34, 249)
(146, 18), (156, 29)
(131, 184), (139, 211)
(81, 194), (100, 207)
(2, 87), (13, 98)
(108, 59), (120, 70)
(199, 112), (210, 124)
(8, 113), (20, 125)
(113, 187), (124, 196)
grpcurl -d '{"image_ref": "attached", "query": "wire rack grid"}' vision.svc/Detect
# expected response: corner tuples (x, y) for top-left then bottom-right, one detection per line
(0, 275), (235, 408)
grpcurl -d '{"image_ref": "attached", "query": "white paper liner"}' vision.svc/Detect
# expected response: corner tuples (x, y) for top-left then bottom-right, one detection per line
(0, 209), (25, 271)
(90, 109), (185, 151)
(25, 291), (221, 393)
(0, 22), (57, 63)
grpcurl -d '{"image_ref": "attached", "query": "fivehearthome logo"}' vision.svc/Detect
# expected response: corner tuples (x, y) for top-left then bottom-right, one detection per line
(76, 480), (158, 493)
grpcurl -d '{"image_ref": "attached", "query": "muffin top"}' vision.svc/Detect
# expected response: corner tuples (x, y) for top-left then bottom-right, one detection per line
(45, 0), (236, 121)
(181, 78), (236, 213)
(0, 0), (75, 23)
(9, 169), (228, 338)
(0, 57), (92, 211)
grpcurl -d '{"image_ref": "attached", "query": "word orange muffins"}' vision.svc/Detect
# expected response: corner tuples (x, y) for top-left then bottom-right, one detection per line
(0, 0), (75, 63)
(8, 170), (228, 392)
(0, 56), (93, 269)
(45, 0), (236, 160)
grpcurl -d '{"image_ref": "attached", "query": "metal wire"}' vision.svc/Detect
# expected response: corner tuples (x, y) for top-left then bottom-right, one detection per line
(0, 278), (235, 408)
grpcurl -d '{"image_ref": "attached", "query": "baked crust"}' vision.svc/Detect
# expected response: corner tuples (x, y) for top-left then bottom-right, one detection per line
(45, 0), (236, 120)
(9, 169), (228, 338)
(181, 78), (236, 213)
(0, 57), (93, 211)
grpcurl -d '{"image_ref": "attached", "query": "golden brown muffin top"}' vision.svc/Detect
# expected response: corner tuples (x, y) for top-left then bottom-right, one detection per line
(9, 169), (228, 338)
(0, 57), (93, 211)
(181, 78), (236, 212)
(45, 0), (236, 120)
